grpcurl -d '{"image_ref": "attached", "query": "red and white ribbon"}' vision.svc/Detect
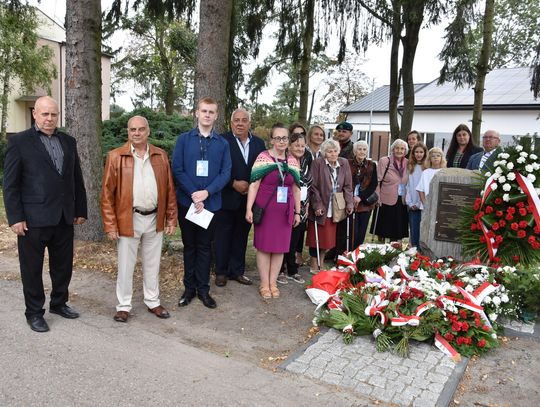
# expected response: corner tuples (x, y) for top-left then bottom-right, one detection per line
(435, 331), (461, 362)
(515, 171), (540, 228)
(365, 293), (389, 325)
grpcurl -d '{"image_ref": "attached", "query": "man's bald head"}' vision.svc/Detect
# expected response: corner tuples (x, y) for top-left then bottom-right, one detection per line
(33, 96), (59, 135)
(127, 115), (149, 129)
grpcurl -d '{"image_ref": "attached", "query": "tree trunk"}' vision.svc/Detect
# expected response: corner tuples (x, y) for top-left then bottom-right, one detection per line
(472, 0), (495, 144)
(1, 66), (10, 141)
(194, 0), (234, 133)
(388, 2), (402, 141)
(65, 0), (103, 240)
(298, 0), (315, 125)
(399, 1), (424, 140)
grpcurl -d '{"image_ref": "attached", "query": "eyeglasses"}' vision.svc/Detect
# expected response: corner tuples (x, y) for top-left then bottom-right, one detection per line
(292, 131), (306, 136)
(273, 136), (289, 142)
(482, 136), (499, 140)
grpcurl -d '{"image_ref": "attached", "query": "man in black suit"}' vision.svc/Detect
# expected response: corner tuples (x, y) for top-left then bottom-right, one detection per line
(466, 129), (502, 172)
(3, 96), (87, 332)
(214, 108), (266, 287)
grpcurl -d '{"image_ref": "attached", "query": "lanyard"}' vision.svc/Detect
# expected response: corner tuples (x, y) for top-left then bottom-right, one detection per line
(270, 151), (286, 186)
(328, 164), (338, 193)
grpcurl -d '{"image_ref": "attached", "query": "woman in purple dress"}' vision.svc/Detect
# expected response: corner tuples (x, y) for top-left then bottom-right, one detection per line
(246, 124), (301, 299)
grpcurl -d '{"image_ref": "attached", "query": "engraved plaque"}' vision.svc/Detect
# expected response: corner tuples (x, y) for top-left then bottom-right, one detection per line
(435, 182), (479, 243)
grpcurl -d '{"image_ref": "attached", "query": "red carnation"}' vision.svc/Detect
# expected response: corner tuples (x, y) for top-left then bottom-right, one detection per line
(517, 230), (526, 238)
(519, 220), (528, 229)
(519, 207), (527, 217)
(454, 280), (464, 287)
(464, 337), (473, 345)
(507, 207), (516, 215)
(494, 197), (502, 205)
(456, 336), (465, 345)
(451, 322), (461, 332)
(516, 202), (525, 208)
(495, 235), (503, 243)
(505, 214), (514, 221)
(495, 210), (503, 218)
(433, 262), (440, 269)
(475, 317), (482, 327)
(474, 198), (482, 211)
(498, 220), (506, 227)
(529, 236), (537, 244)
(511, 222), (519, 231)
(459, 309), (467, 319)
(534, 226), (540, 234)
(482, 325), (490, 332)
(436, 272), (444, 280)
(492, 222), (500, 231)
(477, 339), (487, 348)
(461, 321), (470, 331)
(444, 332), (455, 341)
(479, 236), (486, 243)
(485, 206), (494, 214)
(527, 205), (534, 213)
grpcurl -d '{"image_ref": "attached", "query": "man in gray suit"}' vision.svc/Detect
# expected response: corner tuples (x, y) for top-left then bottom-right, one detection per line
(466, 130), (502, 172)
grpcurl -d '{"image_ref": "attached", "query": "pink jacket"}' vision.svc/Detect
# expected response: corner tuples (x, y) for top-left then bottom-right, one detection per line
(376, 155), (409, 206)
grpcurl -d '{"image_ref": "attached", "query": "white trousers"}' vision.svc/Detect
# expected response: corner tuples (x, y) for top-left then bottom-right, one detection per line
(116, 213), (163, 312)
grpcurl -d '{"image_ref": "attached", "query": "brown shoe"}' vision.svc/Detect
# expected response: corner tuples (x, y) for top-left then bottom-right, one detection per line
(147, 305), (170, 319)
(231, 275), (253, 285)
(114, 311), (129, 323)
(215, 275), (227, 287)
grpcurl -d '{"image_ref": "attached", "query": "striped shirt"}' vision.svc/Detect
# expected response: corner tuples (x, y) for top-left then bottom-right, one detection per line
(36, 125), (64, 174)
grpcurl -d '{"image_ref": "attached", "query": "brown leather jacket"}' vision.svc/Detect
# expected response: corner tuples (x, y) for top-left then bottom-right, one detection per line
(100, 142), (177, 236)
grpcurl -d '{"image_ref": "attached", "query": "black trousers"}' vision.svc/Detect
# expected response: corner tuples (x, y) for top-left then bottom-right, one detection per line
(178, 205), (214, 296)
(214, 207), (251, 278)
(326, 215), (352, 261)
(18, 221), (74, 318)
(284, 222), (306, 275)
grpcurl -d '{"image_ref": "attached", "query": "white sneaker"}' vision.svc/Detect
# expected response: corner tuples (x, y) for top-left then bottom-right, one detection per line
(287, 273), (305, 284)
(309, 269), (319, 275)
(277, 273), (288, 284)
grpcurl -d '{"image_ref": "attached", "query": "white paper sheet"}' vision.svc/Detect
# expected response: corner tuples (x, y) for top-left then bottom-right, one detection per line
(185, 203), (214, 229)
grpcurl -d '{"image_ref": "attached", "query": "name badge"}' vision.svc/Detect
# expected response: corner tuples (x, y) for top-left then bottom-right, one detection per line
(300, 186), (308, 201)
(277, 186), (288, 203)
(196, 160), (209, 177)
(398, 183), (405, 196)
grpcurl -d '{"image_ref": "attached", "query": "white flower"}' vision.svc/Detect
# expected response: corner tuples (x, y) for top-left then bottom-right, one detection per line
(517, 157), (526, 164)
(507, 162), (514, 170)
(527, 174), (536, 183)
(490, 183), (498, 191)
(470, 278), (479, 286)
(492, 296), (501, 306)
(503, 193), (510, 202)
(520, 151), (528, 158)
(483, 296), (492, 304)
(530, 153), (538, 160)
(516, 145), (523, 152)
(492, 172), (500, 180)
(485, 172), (492, 177)
(498, 175), (506, 184)
(501, 153), (510, 159)
(465, 284), (474, 292)
(498, 160), (507, 166)
(525, 164), (534, 173)
(501, 294), (509, 303)
(495, 166), (503, 174)
(533, 163), (540, 171)
(503, 183), (511, 192)
(507, 172), (516, 181)
(489, 312), (498, 321)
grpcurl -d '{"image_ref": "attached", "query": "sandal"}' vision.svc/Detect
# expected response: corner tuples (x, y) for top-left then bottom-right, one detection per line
(259, 285), (272, 299)
(270, 284), (280, 298)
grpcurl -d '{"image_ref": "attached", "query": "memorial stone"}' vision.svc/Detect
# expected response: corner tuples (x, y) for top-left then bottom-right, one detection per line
(420, 168), (482, 260)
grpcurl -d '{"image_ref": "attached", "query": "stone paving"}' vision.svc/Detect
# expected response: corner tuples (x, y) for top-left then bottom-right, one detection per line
(282, 329), (467, 407)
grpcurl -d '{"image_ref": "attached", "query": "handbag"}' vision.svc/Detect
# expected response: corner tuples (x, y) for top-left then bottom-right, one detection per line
(332, 191), (347, 222)
(252, 188), (276, 225)
(365, 191), (379, 205)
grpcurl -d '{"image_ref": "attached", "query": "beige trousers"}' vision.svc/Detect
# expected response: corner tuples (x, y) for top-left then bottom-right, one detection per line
(116, 212), (163, 312)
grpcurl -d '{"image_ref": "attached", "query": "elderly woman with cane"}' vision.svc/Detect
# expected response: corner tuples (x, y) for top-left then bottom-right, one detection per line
(306, 139), (353, 274)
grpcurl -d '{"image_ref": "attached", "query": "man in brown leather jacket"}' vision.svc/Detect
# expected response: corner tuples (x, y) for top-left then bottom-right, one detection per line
(100, 116), (177, 323)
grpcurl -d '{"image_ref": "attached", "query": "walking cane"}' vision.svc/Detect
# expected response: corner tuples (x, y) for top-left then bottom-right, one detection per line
(371, 205), (380, 242)
(314, 219), (321, 270)
(351, 212), (356, 249)
(346, 215), (351, 252)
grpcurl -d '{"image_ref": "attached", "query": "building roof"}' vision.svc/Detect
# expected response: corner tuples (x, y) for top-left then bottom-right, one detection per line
(341, 83), (428, 113)
(413, 67), (539, 110)
(341, 67), (539, 114)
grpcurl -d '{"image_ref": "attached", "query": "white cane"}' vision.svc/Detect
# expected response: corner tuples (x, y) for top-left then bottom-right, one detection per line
(314, 219), (321, 270)
(371, 205), (380, 242)
(346, 215), (350, 252)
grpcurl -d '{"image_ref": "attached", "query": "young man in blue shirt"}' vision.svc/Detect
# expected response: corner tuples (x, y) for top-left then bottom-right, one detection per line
(173, 97), (232, 309)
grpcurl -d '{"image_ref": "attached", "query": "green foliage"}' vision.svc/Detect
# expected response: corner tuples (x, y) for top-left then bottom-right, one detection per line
(499, 267), (540, 317)
(0, 3), (56, 138)
(111, 10), (196, 114)
(101, 107), (192, 158)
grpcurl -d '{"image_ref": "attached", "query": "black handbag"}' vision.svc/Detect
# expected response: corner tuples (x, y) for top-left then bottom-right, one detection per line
(252, 188), (276, 225)
(365, 191), (379, 205)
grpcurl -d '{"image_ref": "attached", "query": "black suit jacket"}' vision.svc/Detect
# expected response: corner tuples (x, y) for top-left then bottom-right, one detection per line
(3, 127), (88, 227)
(220, 131), (266, 211)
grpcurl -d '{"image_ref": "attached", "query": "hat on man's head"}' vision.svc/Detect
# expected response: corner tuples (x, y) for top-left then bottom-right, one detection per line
(336, 121), (353, 131)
